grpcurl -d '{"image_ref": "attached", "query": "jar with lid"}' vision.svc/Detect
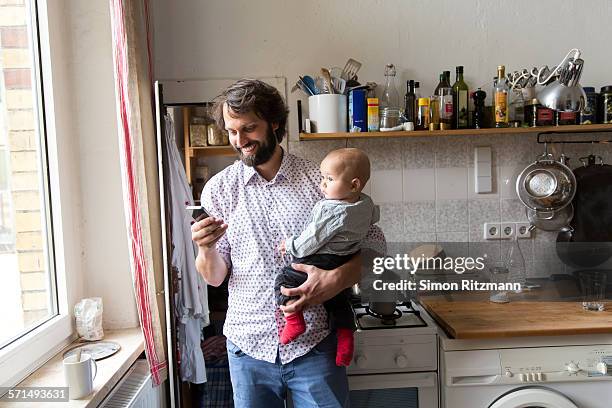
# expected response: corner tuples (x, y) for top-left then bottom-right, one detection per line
(600, 85), (612, 124)
(417, 97), (430, 130)
(580, 87), (598, 124)
(379, 107), (401, 129)
(189, 115), (208, 147)
(207, 124), (229, 146)
(525, 98), (539, 127)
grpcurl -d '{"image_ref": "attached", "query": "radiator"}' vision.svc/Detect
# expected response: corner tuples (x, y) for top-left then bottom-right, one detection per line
(100, 359), (166, 408)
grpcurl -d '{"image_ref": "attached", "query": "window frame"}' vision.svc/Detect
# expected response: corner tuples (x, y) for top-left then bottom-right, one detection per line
(0, 0), (80, 387)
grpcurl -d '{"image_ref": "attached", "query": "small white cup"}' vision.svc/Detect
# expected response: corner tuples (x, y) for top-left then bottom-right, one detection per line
(308, 94), (347, 133)
(63, 352), (97, 399)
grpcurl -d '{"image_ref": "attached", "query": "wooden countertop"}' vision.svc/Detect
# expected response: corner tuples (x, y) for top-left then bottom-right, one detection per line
(420, 297), (612, 339)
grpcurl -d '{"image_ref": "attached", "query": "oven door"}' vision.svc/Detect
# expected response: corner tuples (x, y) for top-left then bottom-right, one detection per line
(348, 372), (438, 408)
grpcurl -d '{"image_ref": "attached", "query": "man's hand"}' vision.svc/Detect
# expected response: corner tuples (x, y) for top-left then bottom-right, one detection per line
(191, 216), (227, 249)
(280, 253), (361, 313)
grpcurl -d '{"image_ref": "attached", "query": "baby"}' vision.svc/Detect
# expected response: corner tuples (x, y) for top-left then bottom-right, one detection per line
(274, 148), (379, 366)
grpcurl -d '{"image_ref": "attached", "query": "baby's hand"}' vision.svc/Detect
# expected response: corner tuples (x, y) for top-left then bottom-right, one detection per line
(278, 240), (286, 256)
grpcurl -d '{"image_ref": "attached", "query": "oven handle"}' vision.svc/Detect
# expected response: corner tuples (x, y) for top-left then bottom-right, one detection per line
(348, 372), (437, 390)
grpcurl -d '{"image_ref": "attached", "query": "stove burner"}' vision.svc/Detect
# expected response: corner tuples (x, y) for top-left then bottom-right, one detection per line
(353, 300), (427, 330)
(364, 307), (402, 325)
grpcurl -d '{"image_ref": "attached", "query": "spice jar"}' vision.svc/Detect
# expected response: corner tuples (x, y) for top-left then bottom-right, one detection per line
(580, 87), (598, 124)
(536, 105), (554, 126)
(525, 99), (539, 127)
(600, 85), (612, 124)
(417, 97), (430, 130)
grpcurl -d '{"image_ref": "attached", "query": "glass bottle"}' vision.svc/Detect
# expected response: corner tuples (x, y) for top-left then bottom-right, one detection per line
(504, 237), (526, 292)
(437, 71), (453, 130)
(494, 65), (509, 127)
(381, 63), (400, 110)
(404, 80), (417, 124)
(452, 66), (469, 129)
(429, 96), (440, 130)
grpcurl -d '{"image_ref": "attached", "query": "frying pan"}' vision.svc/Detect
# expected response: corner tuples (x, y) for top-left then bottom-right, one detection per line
(556, 157), (612, 267)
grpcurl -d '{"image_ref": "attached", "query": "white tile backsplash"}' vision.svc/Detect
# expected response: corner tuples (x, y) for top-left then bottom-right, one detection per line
(436, 167), (468, 200)
(403, 168), (435, 201)
(292, 135), (612, 273)
(371, 169), (403, 203)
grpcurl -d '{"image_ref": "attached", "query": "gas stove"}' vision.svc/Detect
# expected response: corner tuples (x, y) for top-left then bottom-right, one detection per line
(347, 300), (440, 408)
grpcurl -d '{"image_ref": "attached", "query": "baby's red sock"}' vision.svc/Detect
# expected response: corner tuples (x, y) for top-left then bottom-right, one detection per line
(336, 327), (354, 366)
(280, 312), (306, 344)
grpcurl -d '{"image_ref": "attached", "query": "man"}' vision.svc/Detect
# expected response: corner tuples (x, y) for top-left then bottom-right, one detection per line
(191, 79), (383, 407)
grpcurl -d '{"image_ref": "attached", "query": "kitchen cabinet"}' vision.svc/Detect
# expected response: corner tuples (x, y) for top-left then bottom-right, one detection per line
(299, 123), (612, 141)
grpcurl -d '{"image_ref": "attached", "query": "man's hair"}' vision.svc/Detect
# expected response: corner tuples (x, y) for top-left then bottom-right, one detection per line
(211, 79), (289, 143)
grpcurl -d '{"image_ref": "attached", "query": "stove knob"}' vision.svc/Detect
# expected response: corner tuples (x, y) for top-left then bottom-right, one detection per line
(519, 373), (526, 382)
(504, 370), (513, 378)
(536, 372), (543, 382)
(355, 355), (367, 368)
(395, 355), (408, 368)
(566, 362), (580, 374)
(597, 362), (608, 375)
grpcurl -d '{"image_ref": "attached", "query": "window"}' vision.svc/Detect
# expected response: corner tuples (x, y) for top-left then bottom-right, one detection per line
(0, 0), (57, 349)
(0, 0), (74, 388)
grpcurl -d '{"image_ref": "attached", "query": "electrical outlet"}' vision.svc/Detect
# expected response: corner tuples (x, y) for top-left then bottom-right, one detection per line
(484, 222), (501, 240)
(501, 222), (516, 239)
(516, 222), (533, 239)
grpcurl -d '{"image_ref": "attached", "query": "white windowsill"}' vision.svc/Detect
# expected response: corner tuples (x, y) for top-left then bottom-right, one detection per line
(1, 328), (144, 407)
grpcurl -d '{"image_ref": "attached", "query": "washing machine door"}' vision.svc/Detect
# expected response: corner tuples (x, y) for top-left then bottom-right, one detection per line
(489, 386), (578, 408)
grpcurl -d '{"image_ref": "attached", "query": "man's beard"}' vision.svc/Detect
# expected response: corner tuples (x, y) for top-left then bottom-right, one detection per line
(235, 125), (277, 167)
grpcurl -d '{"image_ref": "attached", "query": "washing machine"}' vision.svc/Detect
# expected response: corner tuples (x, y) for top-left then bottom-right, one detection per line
(440, 335), (612, 408)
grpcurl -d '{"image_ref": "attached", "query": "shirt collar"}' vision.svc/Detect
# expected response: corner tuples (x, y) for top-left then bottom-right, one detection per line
(242, 147), (292, 186)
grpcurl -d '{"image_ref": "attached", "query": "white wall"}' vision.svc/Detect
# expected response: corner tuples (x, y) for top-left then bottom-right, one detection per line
(62, 0), (138, 328)
(152, 0), (612, 141)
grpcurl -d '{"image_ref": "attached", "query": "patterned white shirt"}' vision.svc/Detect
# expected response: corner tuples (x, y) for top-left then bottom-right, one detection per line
(201, 149), (383, 364)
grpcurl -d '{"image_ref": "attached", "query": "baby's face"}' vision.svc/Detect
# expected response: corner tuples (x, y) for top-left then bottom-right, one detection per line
(319, 157), (356, 200)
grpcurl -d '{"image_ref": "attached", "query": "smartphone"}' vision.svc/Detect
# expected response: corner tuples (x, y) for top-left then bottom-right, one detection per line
(186, 205), (209, 221)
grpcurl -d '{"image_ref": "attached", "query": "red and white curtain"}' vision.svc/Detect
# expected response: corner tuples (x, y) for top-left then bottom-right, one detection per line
(109, 0), (167, 385)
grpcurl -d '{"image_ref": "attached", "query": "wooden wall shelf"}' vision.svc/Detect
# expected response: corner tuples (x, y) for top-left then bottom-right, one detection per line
(298, 124), (612, 141)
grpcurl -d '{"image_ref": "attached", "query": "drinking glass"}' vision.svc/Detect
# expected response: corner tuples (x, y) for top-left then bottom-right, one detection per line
(579, 271), (607, 311)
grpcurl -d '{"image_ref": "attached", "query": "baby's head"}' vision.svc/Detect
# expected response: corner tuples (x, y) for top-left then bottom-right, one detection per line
(320, 148), (370, 201)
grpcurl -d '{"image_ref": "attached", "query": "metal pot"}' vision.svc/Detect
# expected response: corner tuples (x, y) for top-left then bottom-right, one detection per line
(516, 152), (576, 212)
(369, 301), (398, 316)
(526, 204), (574, 232)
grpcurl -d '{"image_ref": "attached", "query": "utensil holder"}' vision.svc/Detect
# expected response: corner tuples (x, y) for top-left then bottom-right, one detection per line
(308, 94), (347, 133)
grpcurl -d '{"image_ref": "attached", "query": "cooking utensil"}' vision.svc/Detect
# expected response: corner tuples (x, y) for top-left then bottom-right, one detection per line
(331, 76), (347, 95)
(526, 204), (574, 232)
(298, 76), (316, 95)
(302, 75), (319, 95)
(320, 68), (335, 94)
(516, 150), (576, 212)
(340, 58), (362, 81)
(556, 156), (612, 267)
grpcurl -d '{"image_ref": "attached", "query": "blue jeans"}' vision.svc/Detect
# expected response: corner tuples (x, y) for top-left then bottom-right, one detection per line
(226, 334), (349, 408)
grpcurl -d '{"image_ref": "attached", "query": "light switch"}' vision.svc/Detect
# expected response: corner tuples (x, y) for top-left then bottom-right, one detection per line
(474, 146), (492, 193)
